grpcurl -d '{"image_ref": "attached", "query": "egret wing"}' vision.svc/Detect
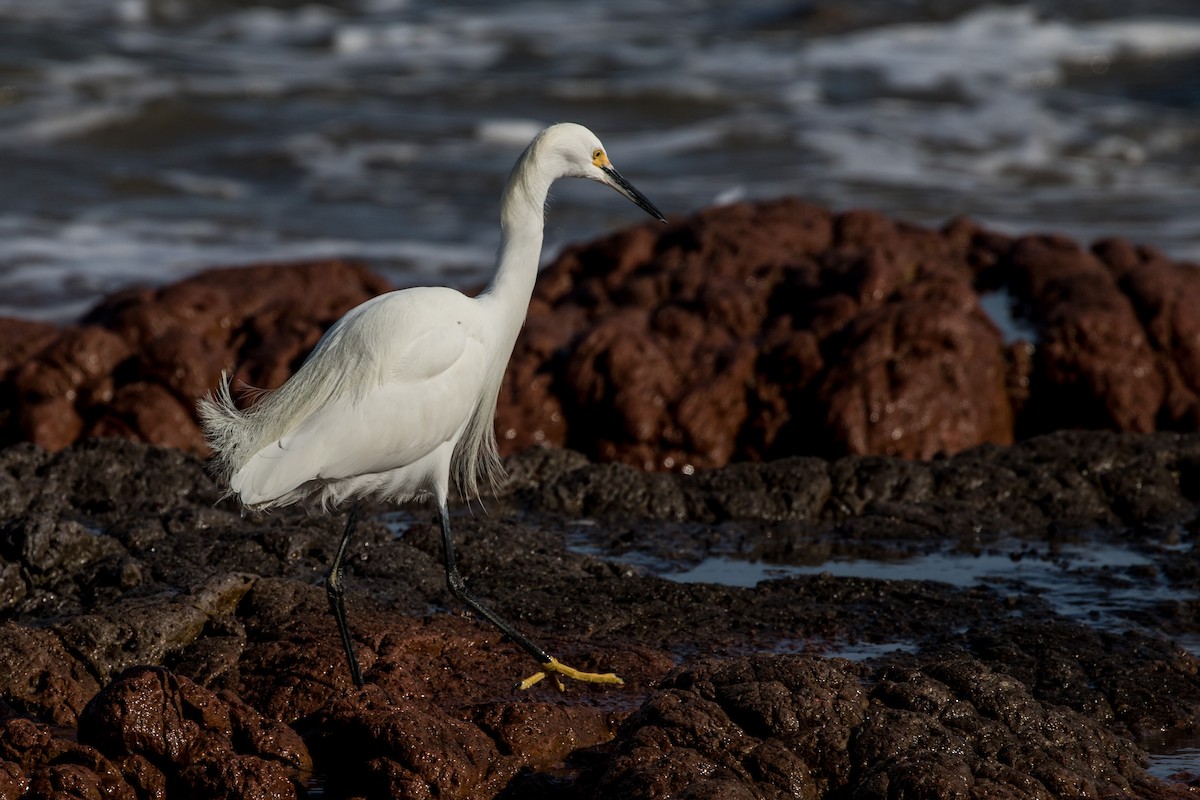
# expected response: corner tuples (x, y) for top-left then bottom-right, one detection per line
(232, 319), (487, 505)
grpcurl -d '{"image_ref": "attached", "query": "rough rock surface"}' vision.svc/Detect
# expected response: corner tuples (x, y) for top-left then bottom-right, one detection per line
(2, 201), (1198, 468)
(78, 666), (311, 799)
(496, 202), (1200, 468)
(1, 432), (1198, 798)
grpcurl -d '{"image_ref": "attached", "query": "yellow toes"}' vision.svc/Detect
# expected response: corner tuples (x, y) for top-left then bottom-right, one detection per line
(517, 657), (624, 691)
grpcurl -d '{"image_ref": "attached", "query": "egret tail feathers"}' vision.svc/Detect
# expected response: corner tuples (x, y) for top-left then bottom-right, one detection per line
(196, 373), (250, 495)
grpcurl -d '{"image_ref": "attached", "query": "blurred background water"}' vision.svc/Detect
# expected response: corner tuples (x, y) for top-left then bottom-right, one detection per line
(2, 0), (1198, 321)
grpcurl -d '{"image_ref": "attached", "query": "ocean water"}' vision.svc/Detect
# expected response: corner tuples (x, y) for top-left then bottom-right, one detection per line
(2, 0), (1199, 321)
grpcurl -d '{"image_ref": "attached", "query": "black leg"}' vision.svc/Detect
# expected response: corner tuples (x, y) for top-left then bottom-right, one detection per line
(437, 500), (551, 664)
(326, 503), (365, 687)
(437, 501), (623, 689)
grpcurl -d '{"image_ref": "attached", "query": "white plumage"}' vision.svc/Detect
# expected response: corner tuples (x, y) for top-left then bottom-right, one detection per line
(198, 122), (666, 689)
(204, 287), (496, 510)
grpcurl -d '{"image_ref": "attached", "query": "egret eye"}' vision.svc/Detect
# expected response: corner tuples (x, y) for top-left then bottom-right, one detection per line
(592, 148), (607, 167)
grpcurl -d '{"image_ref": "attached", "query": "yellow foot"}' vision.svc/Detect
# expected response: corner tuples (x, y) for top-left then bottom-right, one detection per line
(518, 657), (624, 691)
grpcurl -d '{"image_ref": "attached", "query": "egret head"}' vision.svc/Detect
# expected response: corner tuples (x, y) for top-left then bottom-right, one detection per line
(534, 123), (667, 222)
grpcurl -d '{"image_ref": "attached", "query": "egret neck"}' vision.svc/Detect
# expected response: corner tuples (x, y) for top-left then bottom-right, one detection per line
(482, 144), (551, 338)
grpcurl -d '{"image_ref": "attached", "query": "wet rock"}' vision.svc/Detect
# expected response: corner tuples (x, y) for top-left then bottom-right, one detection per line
(849, 656), (1173, 799)
(78, 666), (310, 799)
(586, 655), (869, 799)
(0, 716), (136, 800)
(0, 623), (100, 727)
(580, 653), (1188, 799)
(1, 434), (1199, 797)
(524, 429), (1200, 537)
(954, 619), (1200, 743)
(307, 684), (500, 799)
(54, 572), (254, 685)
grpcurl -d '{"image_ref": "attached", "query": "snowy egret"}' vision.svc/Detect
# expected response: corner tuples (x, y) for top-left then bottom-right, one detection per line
(199, 123), (665, 689)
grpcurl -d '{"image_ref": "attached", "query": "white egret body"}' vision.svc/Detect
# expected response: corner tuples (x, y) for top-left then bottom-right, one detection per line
(199, 123), (665, 688)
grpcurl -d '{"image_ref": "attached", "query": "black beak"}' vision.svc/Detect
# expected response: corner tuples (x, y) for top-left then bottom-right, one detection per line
(601, 165), (667, 222)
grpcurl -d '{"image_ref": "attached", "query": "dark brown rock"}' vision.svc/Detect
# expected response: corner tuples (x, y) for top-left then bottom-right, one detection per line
(12, 326), (131, 450)
(850, 657), (1171, 799)
(0, 716), (134, 800)
(2, 434), (1200, 797)
(499, 199), (1022, 466)
(588, 655), (869, 800)
(95, 380), (206, 451)
(577, 653), (1189, 799)
(500, 203), (1200, 468)
(0, 623), (101, 727)
(0, 319), (59, 377)
(0, 318), (61, 440)
(1095, 238), (1200, 429)
(77, 666), (310, 799)
(308, 684), (501, 800)
(815, 276), (1012, 458)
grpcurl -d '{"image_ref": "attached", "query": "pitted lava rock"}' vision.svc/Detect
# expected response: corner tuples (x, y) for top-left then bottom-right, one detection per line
(847, 657), (1168, 800)
(78, 666), (311, 800)
(579, 654), (1183, 800)
(584, 655), (871, 799)
(0, 434), (1199, 797)
(2, 202), (1199, 468)
(496, 202), (1200, 468)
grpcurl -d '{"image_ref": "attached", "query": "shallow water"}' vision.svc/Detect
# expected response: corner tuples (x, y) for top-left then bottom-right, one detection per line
(1143, 731), (1200, 783)
(568, 533), (1196, 653)
(1146, 746), (1200, 783)
(576, 529), (1200, 781)
(2, 1), (1199, 321)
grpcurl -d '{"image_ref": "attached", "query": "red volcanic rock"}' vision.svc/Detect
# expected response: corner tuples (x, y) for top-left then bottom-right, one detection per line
(0, 260), (390, 454)
(1094, 237), (1200, 429)
(1, 202), (1198, 465)
(498, 202), (1200, 467)
(0, 319), (59, 377)
(1007, 235), (1164, 434)
(498, 200), (1015, 465)
(815, 278), (1012, 459)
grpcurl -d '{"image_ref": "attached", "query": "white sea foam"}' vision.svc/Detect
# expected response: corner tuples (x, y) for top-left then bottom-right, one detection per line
(803, 7), (1200, 96)
(0, 213), (496, 322)
(476, 119), (545, 147)
(0, 1), (1198, 320)
(285, 132), (424, 184)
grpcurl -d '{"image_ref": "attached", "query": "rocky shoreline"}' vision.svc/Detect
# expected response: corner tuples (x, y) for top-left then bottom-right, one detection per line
(3, 200), (1199, 468)
(1, 200), (1199, 798)
(0, 431), (1198, 797)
